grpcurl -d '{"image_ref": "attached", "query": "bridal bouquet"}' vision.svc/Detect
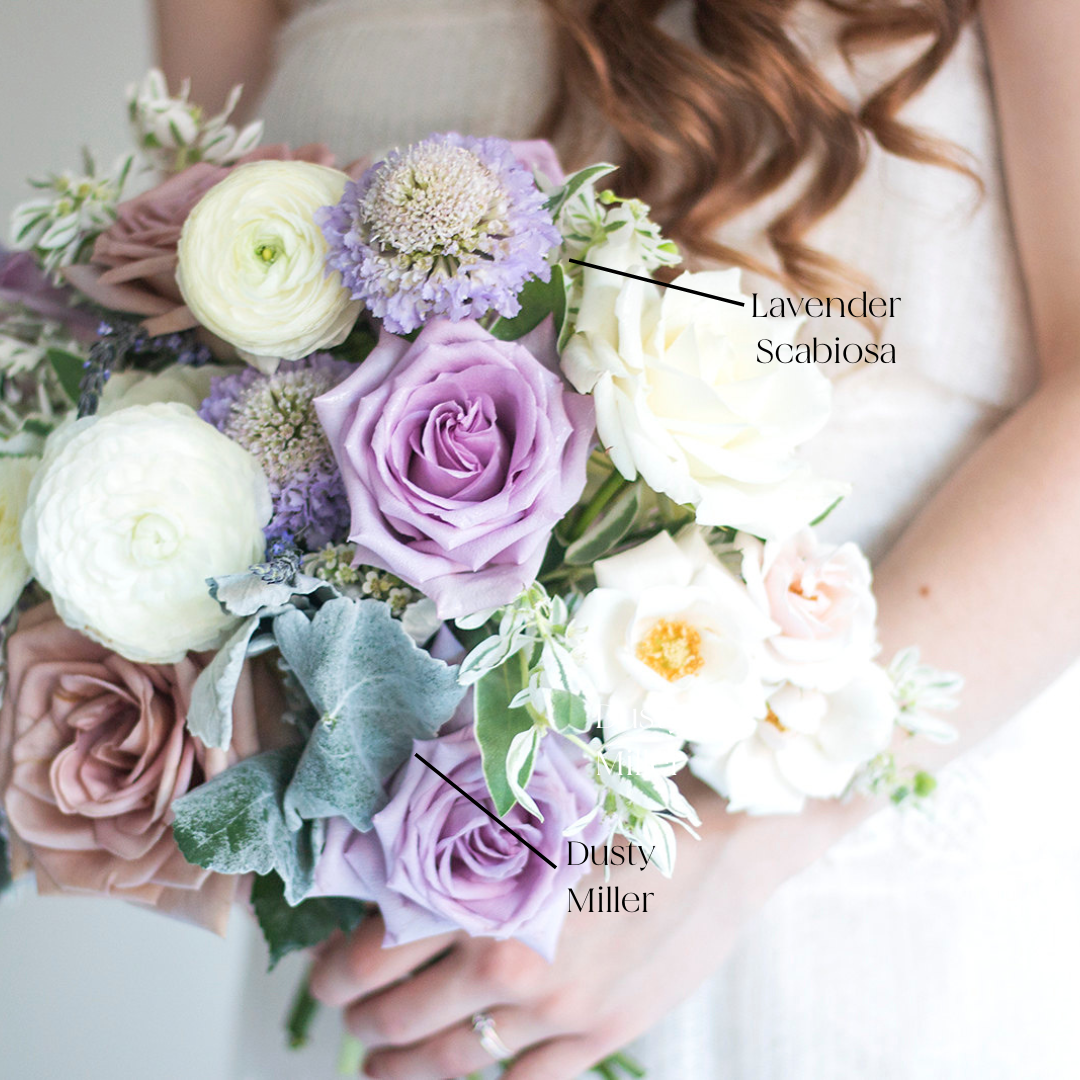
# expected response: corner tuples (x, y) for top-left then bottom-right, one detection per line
(0, 72), (960, 1075)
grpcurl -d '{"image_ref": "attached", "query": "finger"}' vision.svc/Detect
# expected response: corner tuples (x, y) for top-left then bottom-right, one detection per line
(347, 947), (520, 1049)
(310, 916), (458, 1008)
(500, 1035), (611, 1080)
(361, 1006), (553, 1080)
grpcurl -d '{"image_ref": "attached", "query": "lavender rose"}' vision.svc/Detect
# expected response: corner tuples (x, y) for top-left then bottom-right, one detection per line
(315, 318), (594, 619)
(313, 727), (604, 959)
(0, 604), (265, 933)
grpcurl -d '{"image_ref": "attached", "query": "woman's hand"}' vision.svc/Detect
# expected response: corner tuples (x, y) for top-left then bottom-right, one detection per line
(309, 777), (749, 1080)
(309, 773), (873, 1080)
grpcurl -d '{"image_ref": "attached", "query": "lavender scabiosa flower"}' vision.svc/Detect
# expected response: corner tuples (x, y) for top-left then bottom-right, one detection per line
(199, 355), (353, 550)
(318, 133), (560, 334)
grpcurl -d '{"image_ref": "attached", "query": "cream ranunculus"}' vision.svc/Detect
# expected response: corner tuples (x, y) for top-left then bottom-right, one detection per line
(0, 456), (39, 620)
(97, 363), (226, 415)
(690, 665), (898, 814)
(21, 403), (271, 663)
(572, 527), (775, 749)
(176, 160), (361, 364)
(740, 528), (878, 692)
(561, 267), (848, 540)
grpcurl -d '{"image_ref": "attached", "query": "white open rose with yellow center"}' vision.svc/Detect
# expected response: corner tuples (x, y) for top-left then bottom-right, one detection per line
(572, 527), (775, 750)
(21, 403), (271, 663)
(561, 267), (849, 540)
(177, 160), (361, 366)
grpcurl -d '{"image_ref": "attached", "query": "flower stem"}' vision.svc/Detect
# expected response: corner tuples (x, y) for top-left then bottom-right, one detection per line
(337, 1033), (365, 1075)
(286, 974), (320, 1049)
(568, 471), (630, 543)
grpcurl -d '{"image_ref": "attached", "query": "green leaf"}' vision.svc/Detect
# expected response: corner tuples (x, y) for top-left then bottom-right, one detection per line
(171, 746), (318, 905)
(46, 348), (85, 404)
(550, 689), (589, 733)
(251, 871), (364, 969)
(489, 265), (566, 342)
(810, 495), (844, 527)
(275, 598), (465, 832)
(0, 828), (11, 894)
(543, 163), (617, 219)
(475, 656), (536, 815)
(564, 483), (641, 566)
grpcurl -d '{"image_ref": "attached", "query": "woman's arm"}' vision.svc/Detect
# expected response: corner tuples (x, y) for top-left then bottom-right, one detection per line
(153, 0), (282, 117)
(311, 5), (1080, 1077)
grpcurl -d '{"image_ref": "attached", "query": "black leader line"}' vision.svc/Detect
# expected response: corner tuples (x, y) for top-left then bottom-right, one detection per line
(413, 753), (558, 870)
(568, 258), (746, 307)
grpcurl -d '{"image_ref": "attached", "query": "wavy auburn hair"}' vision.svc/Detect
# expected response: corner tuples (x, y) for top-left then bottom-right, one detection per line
(536, 0), (978, 296)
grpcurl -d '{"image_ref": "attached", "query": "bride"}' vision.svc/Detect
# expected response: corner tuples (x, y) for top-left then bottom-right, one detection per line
(157, 1), (1080, 1077)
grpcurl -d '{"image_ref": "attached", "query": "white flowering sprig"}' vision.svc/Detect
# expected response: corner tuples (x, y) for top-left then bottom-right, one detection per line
(127, 69), (263, 174)
(542, 164), (680, 344)
(10, 150), (133, 280)
(888, 647), (963, 743)
(567, 730), (699, 878)
(458, 582), (598, 738)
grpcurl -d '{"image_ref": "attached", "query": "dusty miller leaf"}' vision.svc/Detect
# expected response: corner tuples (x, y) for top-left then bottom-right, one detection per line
(275, 598), (465, 832)
(185, 615), (261, 750)
(171, 746), (318, 905)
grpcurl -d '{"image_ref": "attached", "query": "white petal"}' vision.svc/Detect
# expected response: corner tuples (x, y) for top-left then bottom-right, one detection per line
(817, 664), (898, 762)
(693, 736), (805, 815)
(574, 588), (636, 695)
(774, 734), (857, 798)
(595, 529), (693, 593)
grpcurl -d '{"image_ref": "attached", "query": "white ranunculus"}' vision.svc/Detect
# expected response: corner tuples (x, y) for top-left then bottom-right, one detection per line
(572, 527), (775, 749)
(97, 364), (227, 415)
(0, 456), (40, 619)
(21, 403), (271, 663)
(740, 528), (878, 692)
(177, 161), (361, 363)
(690, 664), (898, 814)
(561, 267), (848, 540)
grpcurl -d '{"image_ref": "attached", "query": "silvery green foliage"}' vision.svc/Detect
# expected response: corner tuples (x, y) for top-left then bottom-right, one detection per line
(10, 151), (133, 279)
(888, 647), (963, 743)
(568, 730), (697, 879)
(172, 746), (320, 905)
(127, 68), (263, 173)
(174, 597), (464, 903)
(186, 556), (329, 750)
(275, 598), (465, 832)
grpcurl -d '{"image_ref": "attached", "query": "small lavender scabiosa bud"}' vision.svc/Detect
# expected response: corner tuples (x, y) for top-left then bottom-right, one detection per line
(318, 133), (560, 334)
(199, 355), (353, 550)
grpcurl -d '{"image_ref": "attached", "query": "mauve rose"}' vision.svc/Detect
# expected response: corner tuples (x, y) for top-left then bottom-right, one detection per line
(62, 144), (340, 338)
(0, 248), (98, 341)
(0, 604), (263, 933)
(742, 528), (878, 692)
(315, 318), (594, 619)
(313, 727), (604, 959)
(510, 139), (566, 184)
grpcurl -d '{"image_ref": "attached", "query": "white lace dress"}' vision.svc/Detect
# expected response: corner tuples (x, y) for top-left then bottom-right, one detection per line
(236, 2), (1080, 1076)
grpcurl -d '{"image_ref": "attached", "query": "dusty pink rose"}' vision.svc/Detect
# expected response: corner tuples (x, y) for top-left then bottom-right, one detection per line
(0, 604), (263, 933)
(742, 528), (878, 692)
(62, 143), (341, 338)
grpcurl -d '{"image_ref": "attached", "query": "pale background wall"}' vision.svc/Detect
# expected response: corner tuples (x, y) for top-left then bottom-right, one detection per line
(0, 5), (321, 1079)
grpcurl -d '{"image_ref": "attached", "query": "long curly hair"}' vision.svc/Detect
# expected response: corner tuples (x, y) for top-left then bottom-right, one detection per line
(536, 0), (978, 295)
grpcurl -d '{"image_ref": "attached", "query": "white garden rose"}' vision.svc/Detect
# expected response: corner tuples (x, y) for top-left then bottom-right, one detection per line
(572, 527), (775, 748)
(0, 456), (39, 620)
(176, 160), (361, 363)
(21, 403), (271, 663)
(740, 528), (878, 692)
(690, 665), (898, 815)
(561, 267), (848, 540)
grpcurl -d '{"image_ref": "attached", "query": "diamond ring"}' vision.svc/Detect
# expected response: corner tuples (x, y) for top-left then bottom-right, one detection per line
(471, 1011), (513, 1061)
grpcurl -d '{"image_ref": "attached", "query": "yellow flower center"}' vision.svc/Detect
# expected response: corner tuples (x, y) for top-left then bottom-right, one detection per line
(255, 241), (284, 265)
(635, 618), (704, 682)
(763, 707), (787, 732)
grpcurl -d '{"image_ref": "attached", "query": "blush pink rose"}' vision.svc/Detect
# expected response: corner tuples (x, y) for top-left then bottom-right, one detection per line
(742, 528), (878, 692)
(0, 604), (264, 933)
(62, 143), (342, 338)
